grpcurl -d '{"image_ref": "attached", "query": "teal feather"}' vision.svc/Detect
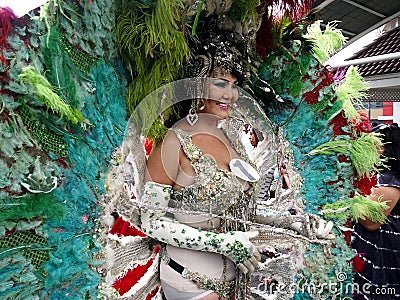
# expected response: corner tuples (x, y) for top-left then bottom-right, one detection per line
(256, 28), (362, 297)
(0, 255), (44, 299)
(0, 194), (65, 223)
(41, 58), (127, 297)
(0, 4), (128, 299)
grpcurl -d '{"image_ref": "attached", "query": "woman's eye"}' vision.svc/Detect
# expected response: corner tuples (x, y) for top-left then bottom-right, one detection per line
(213, 79), (228, 87)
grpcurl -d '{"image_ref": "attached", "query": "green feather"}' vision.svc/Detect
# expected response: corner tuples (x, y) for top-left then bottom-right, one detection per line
(309, 133), (384, 177)
(192, 0), (206, 36)
(116, 0), (189, 115)
(0, 193), (66, 223)
(322, 195), (389, 224)
(229, 0), (260, 23)
(337, 66), (369, 120)
(304, 21), (346, 64)
(351, 195), (389, 223)
(18, 67), (85, 124)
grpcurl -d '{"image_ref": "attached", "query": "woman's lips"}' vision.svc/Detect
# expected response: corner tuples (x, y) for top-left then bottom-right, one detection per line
(217, 102), (230, 110)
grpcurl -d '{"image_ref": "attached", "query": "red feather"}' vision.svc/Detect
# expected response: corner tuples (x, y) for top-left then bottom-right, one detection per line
(353, 253), (365, 273)
(353, 174), (377, 196)
(330, 112), (349, 136)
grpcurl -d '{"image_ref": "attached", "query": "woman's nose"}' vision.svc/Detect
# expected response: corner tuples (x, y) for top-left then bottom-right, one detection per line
(223, 91), (231, 100)
(223, 85), (236, 101)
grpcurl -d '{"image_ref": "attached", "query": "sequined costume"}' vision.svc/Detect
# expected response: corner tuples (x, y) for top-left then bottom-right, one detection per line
(169, 128), (248, 215)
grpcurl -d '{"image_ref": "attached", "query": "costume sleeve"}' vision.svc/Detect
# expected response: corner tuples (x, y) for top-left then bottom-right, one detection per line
(140, 181), (258, 265)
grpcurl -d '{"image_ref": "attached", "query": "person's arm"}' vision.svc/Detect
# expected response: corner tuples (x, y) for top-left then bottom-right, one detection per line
(145, 130), (180, 185)
(358, 186), (400, 231)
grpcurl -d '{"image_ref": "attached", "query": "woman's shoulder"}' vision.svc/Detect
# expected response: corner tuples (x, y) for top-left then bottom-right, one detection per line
(172, 119), (194, 134)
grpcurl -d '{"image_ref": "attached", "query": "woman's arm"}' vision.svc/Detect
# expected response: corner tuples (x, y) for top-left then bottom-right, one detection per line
(358, 186), (400, 231)
(145, 130), (180, 185)
(255, 210), (334, 240)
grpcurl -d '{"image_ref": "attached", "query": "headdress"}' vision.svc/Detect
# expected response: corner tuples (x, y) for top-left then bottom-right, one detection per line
(184, 12), (251, 84)
(114, 1), (261, 137)
(182, 11), (257, 126)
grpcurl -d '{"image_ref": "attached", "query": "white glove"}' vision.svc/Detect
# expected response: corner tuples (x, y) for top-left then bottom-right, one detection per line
(290, 214), (335, 240)
(256, 210), (335, 240)
(230, 230), (261, 274)
(140, 182), (261, 273)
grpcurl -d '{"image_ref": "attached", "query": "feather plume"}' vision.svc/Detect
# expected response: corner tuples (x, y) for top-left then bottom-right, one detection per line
(304, 21), (346, 64)
(309, 133), (384, 177)
(18, 67), (85, 124)
(116, 0), (189, 115)
(322, 195), (389, 224)
(336, 66), (369, 121)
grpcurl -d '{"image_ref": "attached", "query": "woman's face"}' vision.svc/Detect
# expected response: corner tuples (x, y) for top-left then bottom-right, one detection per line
(201, 70), (239, 119)
(250, 129), (258, 147)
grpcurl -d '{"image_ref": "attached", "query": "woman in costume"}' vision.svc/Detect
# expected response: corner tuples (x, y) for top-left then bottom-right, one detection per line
(352, 124), (400, 299)
(139, 35), (336, 298)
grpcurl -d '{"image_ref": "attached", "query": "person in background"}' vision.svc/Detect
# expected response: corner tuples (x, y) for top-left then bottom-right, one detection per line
(250, 127), (263, 149)
(250, 127), (268, 168)
(352, 123), (400, 299)
(279, 163), (291, 190)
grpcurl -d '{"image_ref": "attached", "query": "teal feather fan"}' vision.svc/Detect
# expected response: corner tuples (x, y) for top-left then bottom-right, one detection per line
(0, 255), (45, 300)
(42, 59), (128, 297)
(0, 1), (128, 299)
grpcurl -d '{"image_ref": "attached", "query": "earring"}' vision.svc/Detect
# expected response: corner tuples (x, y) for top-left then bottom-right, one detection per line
(197, 98), (205, 111)
(186, 99), (198, 126)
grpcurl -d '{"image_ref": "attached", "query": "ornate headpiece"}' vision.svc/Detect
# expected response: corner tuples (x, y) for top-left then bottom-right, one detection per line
(181, 10), (259, 126)
(184, 11), (259, 84)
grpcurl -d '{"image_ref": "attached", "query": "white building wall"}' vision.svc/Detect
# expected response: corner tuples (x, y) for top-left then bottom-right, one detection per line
(393, 102), (400, 124)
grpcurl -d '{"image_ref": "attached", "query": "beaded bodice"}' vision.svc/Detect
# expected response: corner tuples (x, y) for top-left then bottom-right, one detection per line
(170, 128), (246, 215)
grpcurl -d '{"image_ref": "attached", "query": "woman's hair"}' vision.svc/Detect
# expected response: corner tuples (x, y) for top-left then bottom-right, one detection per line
(252, 128), (264, 143)
(374, 123), (400, 172)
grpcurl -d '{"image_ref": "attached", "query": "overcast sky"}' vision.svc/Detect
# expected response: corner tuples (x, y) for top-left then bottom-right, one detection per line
(0, 0), (49, 17)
